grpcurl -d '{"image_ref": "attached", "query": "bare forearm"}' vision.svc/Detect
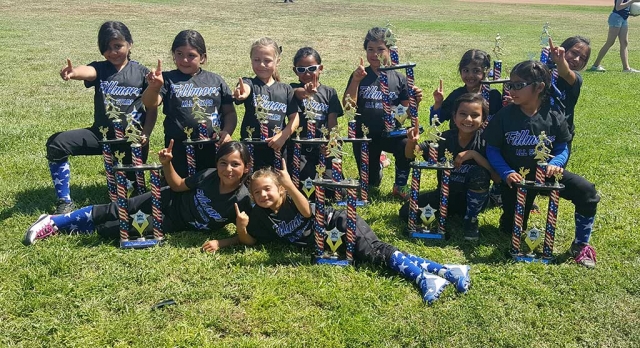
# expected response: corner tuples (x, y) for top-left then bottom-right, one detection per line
(162, 161), (188, 192)
(236, 227), (256, 246)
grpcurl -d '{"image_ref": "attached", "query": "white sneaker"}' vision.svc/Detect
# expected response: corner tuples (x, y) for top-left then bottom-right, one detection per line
(588, 65), (606, 72)
(623, 68), (640, 73)
(23, 214), (58, 246)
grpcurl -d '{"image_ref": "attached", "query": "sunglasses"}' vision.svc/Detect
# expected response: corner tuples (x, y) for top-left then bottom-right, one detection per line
(504, 81), (534, 91)
(294, 65), (320, 74)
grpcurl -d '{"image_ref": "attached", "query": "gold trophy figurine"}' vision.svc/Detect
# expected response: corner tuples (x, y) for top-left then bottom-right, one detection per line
(245, 126), (254, 141)
(99, 126), (109, 141)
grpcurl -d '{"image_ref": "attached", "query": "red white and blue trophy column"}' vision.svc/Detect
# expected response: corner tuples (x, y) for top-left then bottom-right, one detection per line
(99, 95), (129, 202)
(183, 96), (219, 177)
(511, 131), (564, 263)
(406, 120), (451, 240)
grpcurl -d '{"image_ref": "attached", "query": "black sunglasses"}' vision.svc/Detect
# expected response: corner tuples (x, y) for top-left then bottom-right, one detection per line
(294, 65), (320, 74)
(504, 81), (535, 91)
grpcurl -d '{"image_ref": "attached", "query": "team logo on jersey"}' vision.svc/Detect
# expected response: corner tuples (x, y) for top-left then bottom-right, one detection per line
(171, 84), (221, 98)
(256, 94), (287, 113)
(194, 189), (227, 223)
(100, 81), (142, 97)
(505, 130), (555, 146)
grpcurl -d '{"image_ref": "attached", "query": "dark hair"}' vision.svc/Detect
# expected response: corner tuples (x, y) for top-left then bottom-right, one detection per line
(560, 36), (591, 70)
(216, 141), (251, 167)
(171, 30), (207, 63)
(98, 21), (133, 60)
(363, 27), (391, 50)
(453, 93), (489, 121)
(458, 49), (491, 78)
(511, 60), (551, 101)
(293, 47), (322, 66)
(250, 37), (282, 82)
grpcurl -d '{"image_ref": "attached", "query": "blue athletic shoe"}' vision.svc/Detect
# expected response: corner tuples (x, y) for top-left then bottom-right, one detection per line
(442, 264), (471, 293)
(416, 272), (449, 305)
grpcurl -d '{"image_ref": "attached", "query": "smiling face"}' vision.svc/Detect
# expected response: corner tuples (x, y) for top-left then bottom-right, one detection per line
(294, 55), (323, 84)
(460, 62), (485, 91)
(216, 150), (248, 189)
(365, 40), (390, 69)
(564, 42), (590, 71)
(173, 44), (205, 76)
(508, 74), (544, 108)
(103, 39), (131, 69)
(250, 176), (284, 211)
(453, 101), (484, 134)
(251, 45), (279, 83)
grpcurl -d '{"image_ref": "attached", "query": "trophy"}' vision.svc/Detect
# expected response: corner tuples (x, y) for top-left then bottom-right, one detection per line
(480, 33), (512, 120)
(98, 94), (132, 201)
(510, 132), (565, 263)
(377, 24), (421, 136)
(406, 119), (453, 240)
(537, 22), (560, 108)
(112, 148), (164, 249)
(312, 163), (359, 267)
(181, 96), (219, 177)
(242, 95), (284, 172)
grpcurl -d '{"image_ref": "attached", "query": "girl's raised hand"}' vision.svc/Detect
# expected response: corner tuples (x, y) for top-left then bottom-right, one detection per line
(548, 37), (565, 64)
(233, 78), (250, 101)
(352, 57), (367, 82)
(158, 139), (174, 165)
(304, 73), (319, 95)
(60, 59), (74, 81)
(276, 158), (295, 189)
(234, 203), (249, 229)
(147, 60), (163, 89)
(433, 79), (444, 105)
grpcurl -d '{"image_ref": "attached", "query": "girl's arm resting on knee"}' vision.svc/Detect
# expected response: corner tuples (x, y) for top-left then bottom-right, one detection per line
(486, 145), (514, 181)
(461, 150), (501, 183)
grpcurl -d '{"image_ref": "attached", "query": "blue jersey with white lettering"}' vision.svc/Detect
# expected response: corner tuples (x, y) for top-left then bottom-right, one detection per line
(85, 60), (149, 129)
(246, 195), (313, 244)
(159, 69), (233, 141)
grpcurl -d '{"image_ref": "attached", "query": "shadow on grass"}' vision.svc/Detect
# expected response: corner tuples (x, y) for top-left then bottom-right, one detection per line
(1, 184), (110, 220)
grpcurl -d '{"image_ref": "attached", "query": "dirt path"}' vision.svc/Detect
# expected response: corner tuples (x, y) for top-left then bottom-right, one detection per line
(459, 0), (610, 6)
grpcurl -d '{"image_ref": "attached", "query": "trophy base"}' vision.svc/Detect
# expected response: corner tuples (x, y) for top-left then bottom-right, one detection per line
(382, 125), (424, 138)
(312, 179), (359, 190)
(98, 138), (129, 145)
(290, 138), (329, 145)
(120, 237), (163, 249)
(410, 161), (455, 170)
(336, 200), (368, 207)
(514, 181), (565, 192)
(408, 228), (445, 240)
(314, 256), (353, 267)
(378, 63), (417, 71)
(340, 137), (372, 144)
(113, 163), (163, 172)
(481, 78), (511, 85)
(512, 253), (554, 264)
(182, 137), (219, 146)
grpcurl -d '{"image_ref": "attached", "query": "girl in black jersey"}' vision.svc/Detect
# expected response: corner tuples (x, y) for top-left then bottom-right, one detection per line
(207, 160), (472, 305)
(142, 30), (237, 178)
(288, 47), (344, 198)
(430, 49), (502, 129)
(47, 21), (157, 214)
(234, 37), (300, 171)
(401, 93), (499, 241)
(485, 60), (600, 268)
(24, 141), (252, 250)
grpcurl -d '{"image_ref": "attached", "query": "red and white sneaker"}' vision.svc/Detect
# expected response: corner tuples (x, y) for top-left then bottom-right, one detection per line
(23, 214), (58, 246)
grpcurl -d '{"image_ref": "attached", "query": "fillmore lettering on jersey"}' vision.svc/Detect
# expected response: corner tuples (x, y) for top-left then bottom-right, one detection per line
(257, 94), (287, 113)
(194, 189), (226, 223)
(505, 130), (555, 146)
(99, 81), (143, 96)
(302, 98), (330, 113)
(170, 84), (221, 98)
(359, 85), (398, 101)
(276, 213), (311, 242)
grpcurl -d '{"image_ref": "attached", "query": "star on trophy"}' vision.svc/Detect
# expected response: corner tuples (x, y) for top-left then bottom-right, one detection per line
(131, 210), (150, 236)
(524, 227), (543, 254)
(325, 227), (345, 258)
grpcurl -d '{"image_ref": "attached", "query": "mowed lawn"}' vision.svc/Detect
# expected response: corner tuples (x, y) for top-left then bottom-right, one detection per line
(1, 0), (639, 346)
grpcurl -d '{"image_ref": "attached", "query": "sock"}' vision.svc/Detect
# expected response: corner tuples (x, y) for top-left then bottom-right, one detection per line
(388, 251), (424, 282)
(51, 205), (94, 234)
(574, 212), (595, 244)
(465, 190), (489, 220)
(405, 253), (470, 293)
(403, 253), (446, 275)
(394, 167), (409, 187)
(49, 161), (71, 202)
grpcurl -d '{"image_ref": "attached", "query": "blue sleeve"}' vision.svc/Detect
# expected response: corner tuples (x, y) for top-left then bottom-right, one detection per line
(487, 145), (514, 181)
(549, 142), (568, 167)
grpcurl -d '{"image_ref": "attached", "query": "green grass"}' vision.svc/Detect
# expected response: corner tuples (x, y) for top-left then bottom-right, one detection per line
(2, 0), (640, 346)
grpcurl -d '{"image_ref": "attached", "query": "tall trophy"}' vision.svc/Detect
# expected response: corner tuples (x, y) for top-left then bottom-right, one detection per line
(480, 33), (511, 125)
(112, 127), (164, 249)
(538, 22), (561, 108)
(510, 132), (564, 263)
(406, 118), (454, 240)
(242, 95), (285, 171)
(98, 94), (130, 201)
(377, 24), (421, 137)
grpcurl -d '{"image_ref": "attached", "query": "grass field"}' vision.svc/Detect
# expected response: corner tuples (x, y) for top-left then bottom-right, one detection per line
(1, 0), (640, 346)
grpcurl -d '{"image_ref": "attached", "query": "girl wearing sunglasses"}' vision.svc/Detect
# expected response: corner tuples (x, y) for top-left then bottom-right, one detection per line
(288, 47), (344, 199)
(484, 60), (600, 268)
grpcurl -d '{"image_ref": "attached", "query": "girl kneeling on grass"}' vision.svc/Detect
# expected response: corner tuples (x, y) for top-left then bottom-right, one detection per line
(400, 93), (499, 241)
(24, 141), (252, 250)
(209, 160), (471, 305)
(484, 60), (600, 268)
